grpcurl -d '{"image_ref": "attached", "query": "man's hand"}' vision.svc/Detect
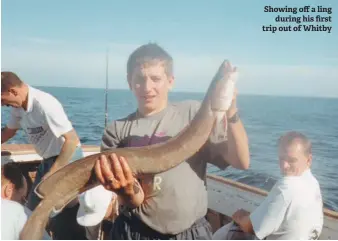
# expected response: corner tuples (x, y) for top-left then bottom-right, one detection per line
(232, 209), (254, 233)
(232, 208), (250, 223)
(95, 153), (135, 195)
(94, 153), (144, 208)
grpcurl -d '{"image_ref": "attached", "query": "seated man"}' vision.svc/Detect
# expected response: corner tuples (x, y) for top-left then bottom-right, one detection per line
(76, 185), (119, 240)
(213, 131), (323, 240)
(1, 162), (50, 240)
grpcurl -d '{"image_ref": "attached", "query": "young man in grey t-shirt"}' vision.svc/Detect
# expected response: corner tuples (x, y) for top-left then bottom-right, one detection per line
(94, 43), (250, 239)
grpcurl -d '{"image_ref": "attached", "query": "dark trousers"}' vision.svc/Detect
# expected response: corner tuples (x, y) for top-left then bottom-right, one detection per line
(27, 155), (57, 211)
(110, 213), (213, 240)
(47, 204), (87, 240)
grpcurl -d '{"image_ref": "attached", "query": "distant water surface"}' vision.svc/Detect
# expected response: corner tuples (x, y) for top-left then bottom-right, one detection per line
(1, 86), (337, 211)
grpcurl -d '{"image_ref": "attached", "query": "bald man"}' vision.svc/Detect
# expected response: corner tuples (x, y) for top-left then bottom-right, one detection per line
(213, 131), (324, 240)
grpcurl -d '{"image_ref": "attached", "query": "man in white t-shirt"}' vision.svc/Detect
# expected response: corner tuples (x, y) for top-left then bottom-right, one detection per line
(1, 71), (86, 239)
(213, 131), (323, 240)
(76, 185), (119, 240)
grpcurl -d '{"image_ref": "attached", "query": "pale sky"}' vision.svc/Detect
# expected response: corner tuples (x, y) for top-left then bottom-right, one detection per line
(1, 0), (337, 97)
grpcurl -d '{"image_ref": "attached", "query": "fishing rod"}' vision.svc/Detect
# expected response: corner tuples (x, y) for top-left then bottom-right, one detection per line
(104, 48), (109, 128)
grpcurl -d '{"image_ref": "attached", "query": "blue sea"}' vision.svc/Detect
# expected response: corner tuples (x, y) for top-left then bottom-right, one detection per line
(1, 86), (338, 212)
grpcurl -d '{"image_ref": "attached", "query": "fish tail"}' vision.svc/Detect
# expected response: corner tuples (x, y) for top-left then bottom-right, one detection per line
(20, 199), (53, 240)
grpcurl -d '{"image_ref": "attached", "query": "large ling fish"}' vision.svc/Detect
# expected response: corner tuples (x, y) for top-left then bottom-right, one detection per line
(20, 60), (237, 239)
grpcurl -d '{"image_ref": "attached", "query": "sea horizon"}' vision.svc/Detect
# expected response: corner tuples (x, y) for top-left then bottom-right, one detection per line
(32, 85), (338, 100)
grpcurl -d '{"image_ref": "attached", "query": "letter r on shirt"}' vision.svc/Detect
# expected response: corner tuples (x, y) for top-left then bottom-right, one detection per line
(153, 176), (162, 191)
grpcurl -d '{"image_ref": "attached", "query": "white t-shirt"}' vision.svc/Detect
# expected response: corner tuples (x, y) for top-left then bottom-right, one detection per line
(1, 199), (51, 240)
(7, 86), (73, 159)
(250, 169), (323, 240)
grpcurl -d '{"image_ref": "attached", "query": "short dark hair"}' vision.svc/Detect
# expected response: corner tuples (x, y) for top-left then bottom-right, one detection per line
(278, 131), (312, 156)
(127, 43), (173, 78)
(1, 162), (25, 190)
(1, 71), (23, 93)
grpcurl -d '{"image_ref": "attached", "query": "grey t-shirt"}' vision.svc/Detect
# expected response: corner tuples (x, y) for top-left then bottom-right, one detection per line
(101, 100), (229, 234)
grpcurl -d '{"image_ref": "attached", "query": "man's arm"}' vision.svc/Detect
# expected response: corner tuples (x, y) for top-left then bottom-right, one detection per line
(207, 90), (250, 170)
(40, 96), (80, 178)
(236, 186), (288, 239)
(224, 105), (250, 169)
(1, 127), (18, 144)
(2, 109), (21, 144)
(116, 178), (145, 209)
(43, 129), (79, 178)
